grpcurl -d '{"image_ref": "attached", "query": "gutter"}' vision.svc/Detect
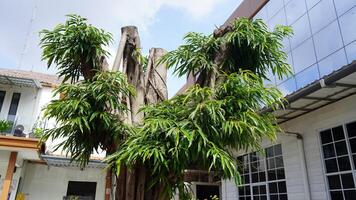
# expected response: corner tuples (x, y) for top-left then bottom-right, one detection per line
(284, 131), (311, 200)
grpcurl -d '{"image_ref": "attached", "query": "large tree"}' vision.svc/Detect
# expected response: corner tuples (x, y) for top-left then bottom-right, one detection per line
(41, 14), (292, 200)
(109, 18), (292, 199)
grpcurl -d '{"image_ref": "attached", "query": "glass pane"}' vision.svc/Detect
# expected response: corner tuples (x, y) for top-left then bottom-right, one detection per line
(291, 38), (316, 73)
(267, 0), (285, 19)
(277, 168), (285, 180)
(285, 0), (307, 25)
(278, 77), (297, 96)
(275, 144), (282, 156)
(314, 21), (344, 60)
(8, 93), (21, 116)
(270, 195), (278, 200)
(321, 129), (333, 144)
(268, 170), (277, 181)
(338, 156), (351, 171)
(253, 185), (259, 194)
(339, 6), (356, 46)
(275, 156), (284, 168)
(267, 158), (276, 169)
(349, 139), (356, 153)
(328, 175), (342, 189)
(330, 191), (343, 200)
(295, 64), (319, 89)
(318, 49), (348, 77)
(341, 173), (355, 189)
(332, 126), (345, 141)
(306, 0), (321, 9)
(335, 141), (348, 156)
(334, 0), (356, 16)
(260, 185), (266, 194)
(268, 8), (287, 30)
(347, 122), (356, 138)
(252, 173), (259, 183)
(255, 7), (269, 22)
(0, 91), (5, 111)
(346, 40), (356, 63)
(269, 182), (278, 194)
(323, 144), (335, 158)
(344, 190), (356, 200)
(290, 14), (311, 49)
(266, 147), (274, 157)
(280, 194), (288, 200)
(309, 0), (337, 33)
(278, 181), (287, 193)
(325, 158), (338, 173)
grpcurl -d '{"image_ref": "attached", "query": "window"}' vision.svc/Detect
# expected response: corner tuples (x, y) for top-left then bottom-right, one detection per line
(7, 93), (20, 123)
(237, 144), (288, 200)
(339, 6), (356, 46)
(285, 0), (307, 25)
(290, 14), (311, 50)
(345, 41), (356, 63)
(67, 181), (97, 200)
(318, 49), (347, 77)
(0, 91), (5, 112)
(291, 38), (316, 73)
(196, 185), (220, 200)
(278, 77), (297, 96)
(320, 122), (356, 200)
(313, 21), (344, 60)
(295, 64), (320, 89)
(309, 0), (337, 34)
(334, 0), (356, 17)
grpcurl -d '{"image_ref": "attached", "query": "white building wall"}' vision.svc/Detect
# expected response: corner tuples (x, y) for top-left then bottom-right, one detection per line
(21, 163), (106, 200)
(222, 94), (356, 200)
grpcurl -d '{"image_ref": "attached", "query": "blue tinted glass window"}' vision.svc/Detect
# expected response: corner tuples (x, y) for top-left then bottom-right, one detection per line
(309, 0), (337, 34)
(339, 6), (356, 46)
(306, 0), (321, 9)
(291, 38), (317, 73)
(278, 77), (297, 96)
(277, 53), (293, 84)
(285, 0), (307, 25)
(282, 37), (291, 53)
(345, 41), (356, 63)
(265, 69), (276, 85)
(290, 14), (312, 50)
(267, 0), (285, 19)
(296, 64), (320, 89)
(255, 6), (269, 22)
(318, 49), (347, 77)
(314, 21), (344, 60)
(334, 0), (356, 16)
(268, 8), (287, 30)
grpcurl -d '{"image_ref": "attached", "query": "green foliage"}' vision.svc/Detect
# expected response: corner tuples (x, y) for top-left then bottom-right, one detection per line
(108, 71), (284, 198)
(0, 120), (11, 133)
(40, 14), (113, 83)
(160, 18), (293, 81)
(33, 127), (44, 138)
(43, 71), (134, 166)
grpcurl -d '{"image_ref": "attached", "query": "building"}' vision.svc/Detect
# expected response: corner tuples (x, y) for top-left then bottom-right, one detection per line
(218, 0), (356, 200)
(0, 69), (107, 200)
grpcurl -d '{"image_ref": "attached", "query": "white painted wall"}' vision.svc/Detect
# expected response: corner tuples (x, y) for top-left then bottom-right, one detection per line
(222, 94), (356, 200)
(20, 162), (106, 200)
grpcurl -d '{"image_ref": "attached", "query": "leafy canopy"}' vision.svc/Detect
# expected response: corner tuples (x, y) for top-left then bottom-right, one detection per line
(40, 14), (113, 83)
(43, 72), (134, 165)
(161, 18), (292, 81)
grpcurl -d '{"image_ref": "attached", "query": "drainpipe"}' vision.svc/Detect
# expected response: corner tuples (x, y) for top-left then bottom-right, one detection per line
(284, 131), (311, 200)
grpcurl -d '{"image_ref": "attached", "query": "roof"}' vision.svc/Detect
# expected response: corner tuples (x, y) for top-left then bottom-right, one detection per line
(0, 68), (62, 88)
(41, 154), (107, 169)
(269, 60), (356, 124)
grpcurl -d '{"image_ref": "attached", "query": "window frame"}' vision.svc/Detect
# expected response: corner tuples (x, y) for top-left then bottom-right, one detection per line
(237, 144), (288, 200)
(318, 121), (356, 200)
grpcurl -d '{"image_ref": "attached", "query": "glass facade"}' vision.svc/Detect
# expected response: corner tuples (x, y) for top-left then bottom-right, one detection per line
(254, 0), (356, 95)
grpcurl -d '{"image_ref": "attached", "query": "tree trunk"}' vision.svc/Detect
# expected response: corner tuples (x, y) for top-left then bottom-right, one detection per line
(111, 26), (168, 200)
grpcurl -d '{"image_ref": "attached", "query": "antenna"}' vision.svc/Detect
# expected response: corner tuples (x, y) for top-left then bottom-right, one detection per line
(18, 0), (39, 70)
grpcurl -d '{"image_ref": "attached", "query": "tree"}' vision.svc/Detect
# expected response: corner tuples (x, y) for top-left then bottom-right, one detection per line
(108, 18), (292, 199)
(41, 14), (292, 200)
(40, 14), (112, 83)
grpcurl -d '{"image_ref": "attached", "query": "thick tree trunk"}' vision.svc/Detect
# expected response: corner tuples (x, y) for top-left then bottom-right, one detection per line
(111, 26), (168, 200)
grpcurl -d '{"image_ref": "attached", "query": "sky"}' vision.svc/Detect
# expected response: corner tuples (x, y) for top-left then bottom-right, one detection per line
(0, 0), (242, 97)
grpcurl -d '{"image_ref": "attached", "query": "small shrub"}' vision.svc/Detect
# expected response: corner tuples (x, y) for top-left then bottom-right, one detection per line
(0, 120), (11, 133)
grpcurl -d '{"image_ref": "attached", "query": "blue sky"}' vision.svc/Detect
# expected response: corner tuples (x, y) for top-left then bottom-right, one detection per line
(0, 0), (242, 96)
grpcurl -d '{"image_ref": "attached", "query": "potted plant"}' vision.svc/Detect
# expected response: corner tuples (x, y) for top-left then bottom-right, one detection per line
(0, 120), (11, 135)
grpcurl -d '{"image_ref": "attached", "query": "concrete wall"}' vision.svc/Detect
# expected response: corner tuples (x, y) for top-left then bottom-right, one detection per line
(222, 94), (356, 200)
(20, 163), (106, 200)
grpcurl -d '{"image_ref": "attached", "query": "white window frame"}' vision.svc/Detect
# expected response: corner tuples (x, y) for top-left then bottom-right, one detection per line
(318, 121), (356, 200)
(237, 144), (288, 200)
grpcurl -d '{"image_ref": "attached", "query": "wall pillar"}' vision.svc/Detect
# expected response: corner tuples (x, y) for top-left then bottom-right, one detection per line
(1, 152), (17, 200)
